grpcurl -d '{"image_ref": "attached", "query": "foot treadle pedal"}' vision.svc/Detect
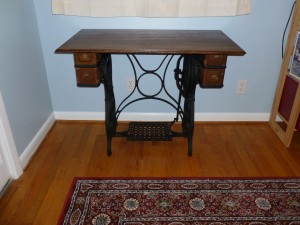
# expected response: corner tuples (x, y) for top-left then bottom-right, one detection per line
(127, 122), (172, 141)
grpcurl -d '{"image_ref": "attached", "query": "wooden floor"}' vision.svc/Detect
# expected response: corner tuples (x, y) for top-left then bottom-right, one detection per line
(0, 121), (300, 224)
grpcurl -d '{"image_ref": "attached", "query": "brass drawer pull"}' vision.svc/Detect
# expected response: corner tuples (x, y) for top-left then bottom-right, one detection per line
(211, 74), (219, 80)
(82, 53), (89, 60)
(83, 73), (91, 80)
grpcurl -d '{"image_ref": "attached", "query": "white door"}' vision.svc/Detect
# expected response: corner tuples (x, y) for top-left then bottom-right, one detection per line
(0, 135), (11, 191)
(0, 92), (23, 192)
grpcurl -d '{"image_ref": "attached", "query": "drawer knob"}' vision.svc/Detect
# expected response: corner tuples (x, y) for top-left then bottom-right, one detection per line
(82, 53), (89, 60)
(83, 73), (91, 80)
(211, 74), (219, 80)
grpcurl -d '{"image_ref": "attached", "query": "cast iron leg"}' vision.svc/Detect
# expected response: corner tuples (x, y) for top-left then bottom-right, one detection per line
(100, 54), (117, 156)
(106, 136), (112, 156)
(180, 55), (199, 156)
(188, 137), (193, 156)
(182, 95), (195, 156)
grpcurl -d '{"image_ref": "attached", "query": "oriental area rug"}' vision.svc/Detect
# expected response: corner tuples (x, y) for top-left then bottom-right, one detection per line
(57, 178), (300, 225)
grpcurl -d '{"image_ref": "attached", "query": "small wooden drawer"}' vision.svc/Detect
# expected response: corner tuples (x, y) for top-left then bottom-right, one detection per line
(199, 68), (225, 88)
(75, 67), (101, 87)
(74, 53), (101, 66)
(200, 54), (227, 67)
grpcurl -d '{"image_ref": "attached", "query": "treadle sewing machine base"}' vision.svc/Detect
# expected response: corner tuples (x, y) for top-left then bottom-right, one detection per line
(55, 29), (245, 156)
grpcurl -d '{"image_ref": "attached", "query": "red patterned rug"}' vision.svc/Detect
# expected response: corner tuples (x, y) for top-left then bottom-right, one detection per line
(57, 178), (300, 225)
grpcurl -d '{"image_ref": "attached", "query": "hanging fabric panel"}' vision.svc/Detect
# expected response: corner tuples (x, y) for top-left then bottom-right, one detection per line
(52, 0), (251, 17)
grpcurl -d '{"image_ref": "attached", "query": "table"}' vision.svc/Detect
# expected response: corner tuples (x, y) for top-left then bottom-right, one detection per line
(55, 29), (245, 156)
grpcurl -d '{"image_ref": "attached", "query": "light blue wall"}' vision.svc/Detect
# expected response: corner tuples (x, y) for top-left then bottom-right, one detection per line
(34, 0), (295, 114)
(0, 0), (53, 156)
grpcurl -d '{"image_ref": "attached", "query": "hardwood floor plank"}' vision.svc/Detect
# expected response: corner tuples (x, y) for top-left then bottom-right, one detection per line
(0, 121), (299, 224)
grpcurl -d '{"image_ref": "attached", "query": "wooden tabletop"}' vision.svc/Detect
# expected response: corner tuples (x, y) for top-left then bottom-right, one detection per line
(55, 29), (245, 55)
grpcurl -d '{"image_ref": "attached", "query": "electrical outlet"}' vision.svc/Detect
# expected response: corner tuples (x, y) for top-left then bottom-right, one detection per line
(236, 80), (248, 95)
(126, 77), (135, 91)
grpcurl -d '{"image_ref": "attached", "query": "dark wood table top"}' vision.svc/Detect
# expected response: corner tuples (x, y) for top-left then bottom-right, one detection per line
(55, 29), (245, 55)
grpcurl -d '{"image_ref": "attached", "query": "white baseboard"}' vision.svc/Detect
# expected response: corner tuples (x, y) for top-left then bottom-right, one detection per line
(20, 114), (55, 169)
(54, 111), (105, 121)
(195, 113), (270, 122)
(54, 111), (270, 122)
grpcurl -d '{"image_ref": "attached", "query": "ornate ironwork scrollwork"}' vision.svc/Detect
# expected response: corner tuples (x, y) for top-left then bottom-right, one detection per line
(101, 54), (200, 156)
(116, 54), (183, 121)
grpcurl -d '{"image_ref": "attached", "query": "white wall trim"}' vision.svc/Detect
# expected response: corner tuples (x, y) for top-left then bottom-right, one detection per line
(19, 113), (55, 169)
(54, 111), (105, 121)
(0, 92), (23, 179)
(54, 111), (270, 122)
(194, 113), (270, 122)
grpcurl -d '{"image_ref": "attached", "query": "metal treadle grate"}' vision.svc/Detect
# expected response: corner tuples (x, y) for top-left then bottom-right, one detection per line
(127, 122), (172, 141)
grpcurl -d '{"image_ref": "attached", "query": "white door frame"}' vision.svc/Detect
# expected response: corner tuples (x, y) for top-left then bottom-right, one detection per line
(0, 91), (23, 179)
